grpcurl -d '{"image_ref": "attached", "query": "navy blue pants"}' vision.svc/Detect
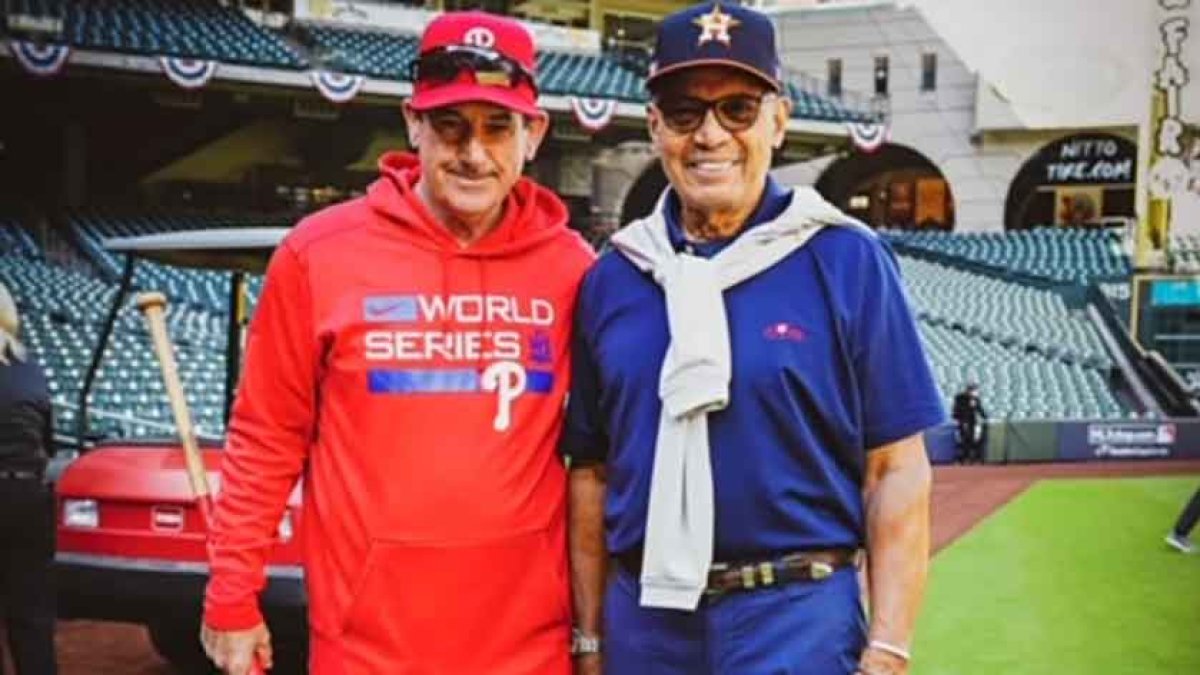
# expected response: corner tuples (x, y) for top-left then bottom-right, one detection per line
(0, 478), (57, 675)
(1173, 484), (1200, 538)
(604, 566), (866, 675)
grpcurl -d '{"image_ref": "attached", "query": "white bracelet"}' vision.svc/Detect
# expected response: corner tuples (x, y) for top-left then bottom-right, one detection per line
(868, 639), (911, 662)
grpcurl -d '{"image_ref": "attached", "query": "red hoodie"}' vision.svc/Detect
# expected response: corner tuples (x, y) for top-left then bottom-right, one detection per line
(204, 153), (594, 674)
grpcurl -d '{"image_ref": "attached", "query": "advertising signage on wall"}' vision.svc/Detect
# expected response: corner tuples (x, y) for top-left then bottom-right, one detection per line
(1088, 422), (1176, 454)
(1133, 275), (1200, 372)
(1043, 136), (1137, 186)
(1150, 278), (1200, 306)
(1004, 132), (1138, 229)
(1058, 420), (1200, 461)
(1059, 422), (1179, 460)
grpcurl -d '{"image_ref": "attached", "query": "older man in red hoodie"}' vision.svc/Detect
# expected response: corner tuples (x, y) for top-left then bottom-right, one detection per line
(200, 12), (594, 674)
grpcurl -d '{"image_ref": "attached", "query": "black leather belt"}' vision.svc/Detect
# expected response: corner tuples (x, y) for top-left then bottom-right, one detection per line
(615, 548), (860, 598)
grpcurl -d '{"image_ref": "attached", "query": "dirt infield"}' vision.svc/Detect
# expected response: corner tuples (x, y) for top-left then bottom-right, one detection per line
(7, 460), (1198, 675)
(930, 459), (1200, 553)
(54, 622), (169, 675)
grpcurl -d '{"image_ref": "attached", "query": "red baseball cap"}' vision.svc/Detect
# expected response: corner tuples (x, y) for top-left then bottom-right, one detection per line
(410, 12), (541, 117)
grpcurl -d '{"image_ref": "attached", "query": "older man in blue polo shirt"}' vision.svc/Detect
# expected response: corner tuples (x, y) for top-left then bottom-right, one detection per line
(563, 3), (945, 675)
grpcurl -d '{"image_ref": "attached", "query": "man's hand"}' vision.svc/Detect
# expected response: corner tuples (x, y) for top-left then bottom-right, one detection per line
(568, 464), (607, 675)
(861, 433), (930, 675)
(857, 645), (908, 675)
(200, 622), (272, 674)
(574, 653), (602, 675)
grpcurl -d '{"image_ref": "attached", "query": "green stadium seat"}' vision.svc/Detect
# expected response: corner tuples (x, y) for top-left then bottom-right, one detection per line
(6, 0), (308, 68)
(884, 227), (1131, 286)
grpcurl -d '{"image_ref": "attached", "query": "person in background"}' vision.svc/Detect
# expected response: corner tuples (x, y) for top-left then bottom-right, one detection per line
(952, 383), (987, 464)
(0, 281), (58, 675)
(1165, 485), (1200, 554)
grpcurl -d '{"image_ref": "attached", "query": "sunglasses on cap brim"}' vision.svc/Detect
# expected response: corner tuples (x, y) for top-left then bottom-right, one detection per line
(412, 45), (536, 91)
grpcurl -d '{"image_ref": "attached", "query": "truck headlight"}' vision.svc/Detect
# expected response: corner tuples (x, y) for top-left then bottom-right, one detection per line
(63, 499), (99, 529)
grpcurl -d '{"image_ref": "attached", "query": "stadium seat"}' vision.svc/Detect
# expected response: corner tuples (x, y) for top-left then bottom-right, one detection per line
(1, 229), (246, 439)
(0, 217), (42, 258)
(69, 208), (283, 317)
(7, 0), (307, 69)
(1171, 234), (1200, 271)
(902, 256), (1131, 420)
(884, 227), (1131, 286)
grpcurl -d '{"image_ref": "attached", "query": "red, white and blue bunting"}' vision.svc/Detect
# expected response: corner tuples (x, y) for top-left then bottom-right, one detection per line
(9, 41), (70, 77)
(311, 70), (365, 104)
(159, 57), (218, 90)
(569, 96), (618, 134)
(846, 120), (889, 153)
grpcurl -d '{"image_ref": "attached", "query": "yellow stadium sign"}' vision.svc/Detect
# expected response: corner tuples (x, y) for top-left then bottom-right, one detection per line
(1138, 0), (1200, 268)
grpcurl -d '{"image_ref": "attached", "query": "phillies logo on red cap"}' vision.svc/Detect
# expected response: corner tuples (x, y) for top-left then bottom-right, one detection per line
(462, 27), (496, 49)
(410, 11), (541, 116)
(418, 11), (536, 72)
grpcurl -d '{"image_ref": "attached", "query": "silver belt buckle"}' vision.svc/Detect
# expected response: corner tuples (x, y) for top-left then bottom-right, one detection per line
(809, 561), (834, 580)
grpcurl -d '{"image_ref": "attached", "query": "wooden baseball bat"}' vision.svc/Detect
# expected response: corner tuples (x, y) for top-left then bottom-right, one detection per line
(136, 292), (215, 525)
(136, 292), (267, 675)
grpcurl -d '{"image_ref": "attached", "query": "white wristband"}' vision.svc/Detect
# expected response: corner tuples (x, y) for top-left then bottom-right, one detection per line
(868, 639), (911, 662)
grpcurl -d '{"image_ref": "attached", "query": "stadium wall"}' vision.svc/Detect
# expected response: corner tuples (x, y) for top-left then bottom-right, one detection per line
(771, 2), (1143, 234)
(774, 3), (1001, 232)
(928, 419), (1200, 465)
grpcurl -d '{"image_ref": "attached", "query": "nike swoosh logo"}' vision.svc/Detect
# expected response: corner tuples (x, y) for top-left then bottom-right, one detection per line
(366, 301), (408, 317)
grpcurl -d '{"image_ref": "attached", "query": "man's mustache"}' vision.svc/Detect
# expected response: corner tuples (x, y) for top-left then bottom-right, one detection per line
(446, 162), (495, 179)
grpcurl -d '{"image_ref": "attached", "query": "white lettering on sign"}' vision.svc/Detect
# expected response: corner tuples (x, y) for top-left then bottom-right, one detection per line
(1059, 139), (1120, 160)
(1045, 159), (1134, 183)
(1154, 8), (1190, 158)
(1149, 1), (1198, 200)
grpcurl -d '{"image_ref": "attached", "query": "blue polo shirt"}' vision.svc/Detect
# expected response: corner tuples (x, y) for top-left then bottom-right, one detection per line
(561, 178), (946, 558)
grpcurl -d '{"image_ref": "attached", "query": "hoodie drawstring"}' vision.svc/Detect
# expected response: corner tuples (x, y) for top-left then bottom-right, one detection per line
(438, 250), (452, 337)
(477, 258), (489, 374)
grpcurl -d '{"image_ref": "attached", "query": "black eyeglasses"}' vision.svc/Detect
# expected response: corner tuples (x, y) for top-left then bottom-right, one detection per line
(412, 45), (535, 91)
(653, 92), (774, 134)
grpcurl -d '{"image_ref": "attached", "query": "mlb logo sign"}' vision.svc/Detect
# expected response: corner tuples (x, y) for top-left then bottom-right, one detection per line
(363, 295), (418, 322)
(1156, 424), (1177, 444)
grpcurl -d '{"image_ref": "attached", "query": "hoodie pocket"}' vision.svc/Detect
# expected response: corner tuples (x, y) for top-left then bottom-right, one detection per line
(339, 527), (571, 673)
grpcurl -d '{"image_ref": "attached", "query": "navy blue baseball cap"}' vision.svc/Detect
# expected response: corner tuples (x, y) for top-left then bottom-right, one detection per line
(647, 1), (782, 93)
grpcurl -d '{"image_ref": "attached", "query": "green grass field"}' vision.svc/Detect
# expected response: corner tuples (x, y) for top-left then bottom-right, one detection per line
(913, 477), (1200, 675)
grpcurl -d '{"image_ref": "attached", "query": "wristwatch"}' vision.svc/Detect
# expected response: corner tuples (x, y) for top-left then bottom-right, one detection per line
(571, 628), (602, 656)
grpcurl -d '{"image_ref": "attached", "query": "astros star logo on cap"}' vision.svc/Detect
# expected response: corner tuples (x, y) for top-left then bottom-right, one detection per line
(693, 3), (740, 47)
